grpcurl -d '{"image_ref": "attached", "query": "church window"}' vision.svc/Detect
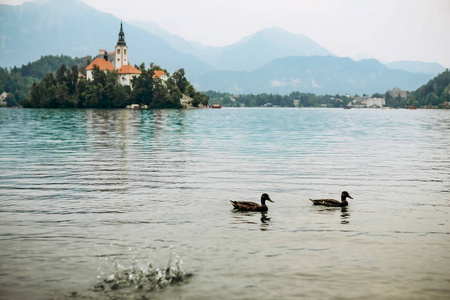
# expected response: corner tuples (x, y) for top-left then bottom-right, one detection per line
(117, 49), (120, 54)
(124, 49), (127, 55)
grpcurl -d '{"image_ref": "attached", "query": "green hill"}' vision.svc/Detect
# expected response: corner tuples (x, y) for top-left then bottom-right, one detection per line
(408, 69), (450, 108)
(0, 55), (89, 106)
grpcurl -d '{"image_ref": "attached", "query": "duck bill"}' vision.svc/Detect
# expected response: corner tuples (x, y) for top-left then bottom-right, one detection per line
(267, 198), (274, 203)
(348, 195), (353, 199)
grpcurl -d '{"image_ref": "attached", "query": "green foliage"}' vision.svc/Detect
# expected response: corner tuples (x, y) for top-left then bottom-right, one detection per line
(1, 55), (90, 107)
(191, 91), (209, 107)
(384, 92), (407, 108)
(11, 55), (89, 79)
(130, 68), (154, 106)
(17, 56), (205, 109)
(26, 64), (132, 109)
(372, 93), (384, 98)
(408, 69), (450, 108)
(172, 68), (189, 94)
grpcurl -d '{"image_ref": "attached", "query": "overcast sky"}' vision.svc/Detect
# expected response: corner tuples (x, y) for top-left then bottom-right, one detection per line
(3, 0), (450, 67)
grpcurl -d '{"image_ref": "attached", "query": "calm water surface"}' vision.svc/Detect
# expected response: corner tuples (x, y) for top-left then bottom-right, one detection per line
(0, 108), (449, 299)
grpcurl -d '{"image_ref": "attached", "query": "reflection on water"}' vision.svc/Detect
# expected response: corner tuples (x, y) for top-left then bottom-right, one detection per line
(340, 207), (350, 224)
(0, 108), (449, 300)
(230, 208), (272, 232)
(260, 212), (271, 231)
(309, 205), (351, 225)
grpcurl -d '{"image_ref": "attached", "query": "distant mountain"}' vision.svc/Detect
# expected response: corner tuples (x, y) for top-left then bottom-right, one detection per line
(385, 61), (446, 76)
(0, 0), (439, 96)
(129, 20), (223, 64)
(211, 27), (334, 71)
(0, 0), (214, 76)
(195, 56), (433, 95)
(353, 51), (376, 61)
(130, 25), (333, 72)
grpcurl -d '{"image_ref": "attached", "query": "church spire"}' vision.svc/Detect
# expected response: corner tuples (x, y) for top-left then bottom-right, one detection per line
(117, 22), (126, 46)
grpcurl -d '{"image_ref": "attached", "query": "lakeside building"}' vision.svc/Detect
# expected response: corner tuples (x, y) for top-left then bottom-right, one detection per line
(0, 92), (7, 106)
(85, 23), (141, 86)
(348, 95), (385, 108)
(152, 70), (168, 80)
(388, 88), (407, 99)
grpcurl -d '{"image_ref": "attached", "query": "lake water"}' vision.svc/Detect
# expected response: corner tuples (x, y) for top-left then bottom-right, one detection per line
(0, 108), (449, 300)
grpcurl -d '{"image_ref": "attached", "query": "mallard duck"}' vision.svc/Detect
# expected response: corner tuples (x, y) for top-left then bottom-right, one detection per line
(230, 193), (274, 212)
(310, 191), (353, 207)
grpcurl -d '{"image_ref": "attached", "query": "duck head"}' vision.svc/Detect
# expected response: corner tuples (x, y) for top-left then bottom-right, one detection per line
(341, 191), (353, 200)
(261, 193), (274, 203)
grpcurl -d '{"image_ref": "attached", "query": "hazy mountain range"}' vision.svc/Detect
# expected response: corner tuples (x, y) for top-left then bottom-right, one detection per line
(0, 0), (445, 95)
(196, 56), (432, 95)
(385, 61), (445, 76)
(0, 0), (214, 75)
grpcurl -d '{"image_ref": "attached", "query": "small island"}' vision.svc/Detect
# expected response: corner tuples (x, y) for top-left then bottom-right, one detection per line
(6, 23), (209, 109)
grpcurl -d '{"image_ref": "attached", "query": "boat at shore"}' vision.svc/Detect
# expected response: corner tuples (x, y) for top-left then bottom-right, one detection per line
(211, 104), (222, 109)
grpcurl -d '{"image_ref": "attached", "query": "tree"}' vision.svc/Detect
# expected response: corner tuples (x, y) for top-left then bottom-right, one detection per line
(172, 68), (189, 93)
(131, 69), (154, 106)
(92, 66), (107, 86)
(6, 93), (18, 107)
(191, 92), (209, 107)
(56, 64), (68, 84)
(408, 69), (450, 108)
(185, 84), (196, 98)
(66, 65), (79, 94)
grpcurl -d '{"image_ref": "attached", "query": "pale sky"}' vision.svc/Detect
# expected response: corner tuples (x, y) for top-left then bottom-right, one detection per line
(3, 0), (450, 67)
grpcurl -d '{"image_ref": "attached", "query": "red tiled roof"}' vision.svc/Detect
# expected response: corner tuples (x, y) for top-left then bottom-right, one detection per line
(152, 70), (166, 78)
(118, 64), (142, 74)
(86, 58), (114, 71)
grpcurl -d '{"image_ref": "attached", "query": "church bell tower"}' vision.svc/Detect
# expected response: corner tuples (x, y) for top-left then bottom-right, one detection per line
(114, 22), (128, 69)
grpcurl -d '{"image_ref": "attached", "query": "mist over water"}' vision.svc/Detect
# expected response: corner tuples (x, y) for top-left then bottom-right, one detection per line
(0, 108), (449, 299)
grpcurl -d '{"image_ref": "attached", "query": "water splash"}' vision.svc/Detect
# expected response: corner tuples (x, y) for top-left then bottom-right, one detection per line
(93, 250), (193, 294)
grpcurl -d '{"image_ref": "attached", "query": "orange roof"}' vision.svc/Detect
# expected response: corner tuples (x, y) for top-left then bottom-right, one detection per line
(152, 70), (167, 78)
(118, 64), (142, 74)
(86, 58), (114, 71)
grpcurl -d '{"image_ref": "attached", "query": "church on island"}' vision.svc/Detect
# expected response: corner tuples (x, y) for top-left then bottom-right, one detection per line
(85, 23), (167, 86)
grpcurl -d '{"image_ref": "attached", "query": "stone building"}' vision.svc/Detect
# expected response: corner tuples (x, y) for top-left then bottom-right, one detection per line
(388, 88), (407, 99)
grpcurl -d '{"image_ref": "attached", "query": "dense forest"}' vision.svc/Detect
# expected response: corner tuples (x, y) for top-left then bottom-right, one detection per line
(406, 69), (450, 108)
(20, 63), (208, 109)
(0, 55), (208, 109)
(0, 55), (89, 107)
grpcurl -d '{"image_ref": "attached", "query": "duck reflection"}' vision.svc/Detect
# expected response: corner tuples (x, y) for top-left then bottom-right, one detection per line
(310, 206), (351, 225)
(260, 212), (271, 231)
(230, 210), (271, 231)
(340, 207), (350, 224)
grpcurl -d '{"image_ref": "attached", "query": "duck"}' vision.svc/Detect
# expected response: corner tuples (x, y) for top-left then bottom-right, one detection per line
(230, 193), (274, 212)
(310, 191), (353, 207)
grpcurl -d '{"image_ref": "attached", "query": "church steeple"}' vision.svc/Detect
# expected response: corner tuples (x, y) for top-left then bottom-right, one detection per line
(117, 22), (126, 46)
(114, 22), (129, 70)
